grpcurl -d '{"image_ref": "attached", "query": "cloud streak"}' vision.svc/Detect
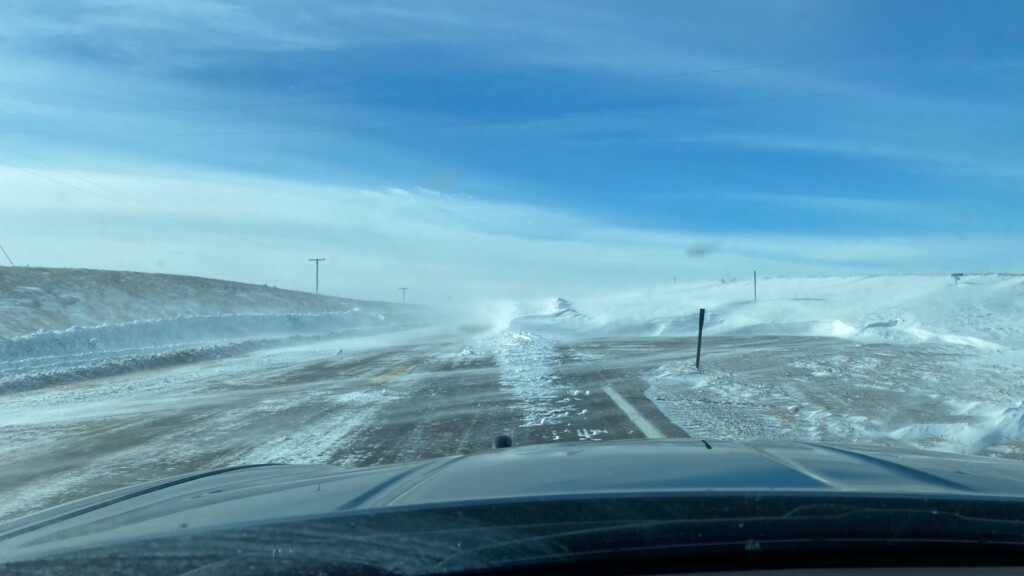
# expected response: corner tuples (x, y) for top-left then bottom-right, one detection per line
(3, 164), (1018, 305)
(2, 0), (1022, 302)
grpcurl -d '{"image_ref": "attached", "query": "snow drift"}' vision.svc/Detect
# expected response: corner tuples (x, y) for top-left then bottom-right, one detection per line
(0, 309), (405, 363)
(0, 268), (433, 393)
(499, 274), (1024, 350)
(484, 274), (1024, 459)
(0, 267), (400, 338)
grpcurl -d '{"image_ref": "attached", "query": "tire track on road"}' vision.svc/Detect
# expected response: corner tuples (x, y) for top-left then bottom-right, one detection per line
(551, 345), (689, 441)
(336, 355), (529, 467)
(0, 342), (442, 522)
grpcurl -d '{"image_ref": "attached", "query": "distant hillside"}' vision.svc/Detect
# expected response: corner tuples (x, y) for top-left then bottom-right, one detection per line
(0, 267), (398, 338)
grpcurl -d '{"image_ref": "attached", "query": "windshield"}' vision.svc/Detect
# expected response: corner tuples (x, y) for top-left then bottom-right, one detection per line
(2, 0), (1023, 550)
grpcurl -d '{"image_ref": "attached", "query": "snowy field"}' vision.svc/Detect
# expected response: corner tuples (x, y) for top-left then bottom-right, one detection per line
(3, 270), (1023, 457)
(0, 267), (395, 338)
(0, 268), (431, 393)
(2, 269), (1024, 521)
(484, 273), (1024, 458)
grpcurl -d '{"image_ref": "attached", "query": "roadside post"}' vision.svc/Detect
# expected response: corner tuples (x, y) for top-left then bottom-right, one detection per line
(696, 308), (706, 370)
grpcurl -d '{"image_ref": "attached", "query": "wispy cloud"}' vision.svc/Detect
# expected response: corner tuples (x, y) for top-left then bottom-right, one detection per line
(696, 132), (1024, 181)
(682, 190), (913, 214)
(2, 0), (1022, 299)
(3, 164), (1017, 304)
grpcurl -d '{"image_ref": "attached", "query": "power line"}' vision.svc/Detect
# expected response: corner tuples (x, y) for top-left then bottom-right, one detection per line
(0, 158), (159, 214)
(0, 146), (283, 252)
(0, 143), (191, 220)
(0, 240), (14, 266)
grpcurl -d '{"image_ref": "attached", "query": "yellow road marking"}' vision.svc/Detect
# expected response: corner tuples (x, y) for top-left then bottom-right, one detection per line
(371, 365), (408, 384)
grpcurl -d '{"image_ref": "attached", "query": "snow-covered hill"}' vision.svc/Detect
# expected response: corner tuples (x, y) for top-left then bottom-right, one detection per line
(503, 274), (1024, 350)
(0, 267), (397, 338)
(0, 267), (432, 392)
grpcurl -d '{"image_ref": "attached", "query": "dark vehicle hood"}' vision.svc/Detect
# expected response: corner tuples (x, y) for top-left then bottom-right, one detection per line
(4, 439), (1024, 563)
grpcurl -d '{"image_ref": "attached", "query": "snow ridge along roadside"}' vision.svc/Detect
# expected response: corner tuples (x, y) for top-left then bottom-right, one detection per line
(0, 269), (434, 394)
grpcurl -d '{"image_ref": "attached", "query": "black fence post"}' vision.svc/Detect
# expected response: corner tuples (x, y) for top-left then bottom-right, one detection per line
(696, 308), (706, 370)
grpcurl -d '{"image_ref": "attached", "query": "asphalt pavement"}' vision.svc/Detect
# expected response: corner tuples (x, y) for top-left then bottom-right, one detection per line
(0, 329), (689, 522)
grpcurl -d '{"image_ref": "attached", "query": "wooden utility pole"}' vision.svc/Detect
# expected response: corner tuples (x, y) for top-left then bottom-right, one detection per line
(308, 258), (325, 294)
(0, 240), (14, 266)
(399, 287), (408, 303)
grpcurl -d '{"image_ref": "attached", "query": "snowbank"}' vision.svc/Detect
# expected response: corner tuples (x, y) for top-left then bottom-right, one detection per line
(0, 268), (434, 393)
(0, 307), (431, 394)
(0, 267), (402, 338)
(479, 275), (1024, 458)
(0, 309), (401, 363)
(890, 401), (1024, 455)
(639, 330), (1024, 458)
(499, 275), (1024, 350)
(509, 297), (590, 335)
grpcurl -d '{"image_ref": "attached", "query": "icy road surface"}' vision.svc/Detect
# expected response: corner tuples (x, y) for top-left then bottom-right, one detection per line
(0, 326), (680, 522)
(2, 328), (1024, 522)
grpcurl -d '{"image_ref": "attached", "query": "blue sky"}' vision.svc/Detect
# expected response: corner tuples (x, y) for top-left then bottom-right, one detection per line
(1, 1), (1022, 302)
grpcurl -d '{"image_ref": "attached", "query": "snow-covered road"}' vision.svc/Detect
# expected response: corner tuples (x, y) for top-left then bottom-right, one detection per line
(4, 272), (1024, 522)
(0, 328), (460, 521)
(5, 326), (1024, 523)
(0, 324), (690, 521)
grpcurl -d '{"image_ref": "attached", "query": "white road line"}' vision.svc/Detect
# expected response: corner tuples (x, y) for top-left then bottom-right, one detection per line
(602, 385), (665, 439)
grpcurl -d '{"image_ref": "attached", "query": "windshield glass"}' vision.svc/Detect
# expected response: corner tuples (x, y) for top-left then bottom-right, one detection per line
(2, 0), (1023, 536)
